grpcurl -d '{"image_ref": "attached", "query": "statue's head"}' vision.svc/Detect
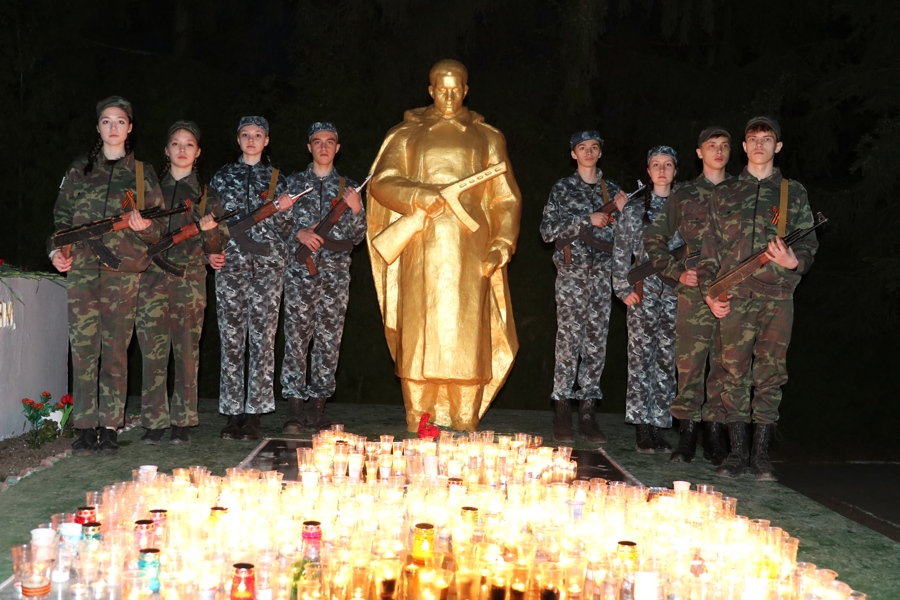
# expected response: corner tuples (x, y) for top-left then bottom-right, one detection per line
(428, 59), (469, 117)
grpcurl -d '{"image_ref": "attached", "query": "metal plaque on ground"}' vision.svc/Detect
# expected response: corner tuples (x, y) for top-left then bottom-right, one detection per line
(238, 438), (639, 485)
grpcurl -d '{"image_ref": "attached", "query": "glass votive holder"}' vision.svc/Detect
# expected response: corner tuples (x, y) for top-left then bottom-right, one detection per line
(535, 563), (563, 600)
(376, 558), (403, 600)
(121, 568), (151, 600)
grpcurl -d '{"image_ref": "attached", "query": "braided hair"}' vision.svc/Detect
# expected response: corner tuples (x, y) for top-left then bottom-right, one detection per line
(83, 132), (134, 175)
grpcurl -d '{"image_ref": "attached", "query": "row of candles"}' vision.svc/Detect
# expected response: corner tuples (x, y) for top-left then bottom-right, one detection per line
(10, 428), (865, 600)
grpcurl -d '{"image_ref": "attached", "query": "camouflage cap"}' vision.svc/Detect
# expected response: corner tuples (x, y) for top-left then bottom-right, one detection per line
(308, 121), (339, 142)
(96, 96), (133, 119)
(237, 116), (269, 135)
(744, 116), (781, 140)
(167, 120), (201, 142)
(647, 145), (678, 165)
(697, 126), (731, 147)
(570, 130), (603, 150)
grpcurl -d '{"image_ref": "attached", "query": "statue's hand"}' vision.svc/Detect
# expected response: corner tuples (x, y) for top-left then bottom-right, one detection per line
(416, 189), (444, 215)
(483, 249), (504, 277)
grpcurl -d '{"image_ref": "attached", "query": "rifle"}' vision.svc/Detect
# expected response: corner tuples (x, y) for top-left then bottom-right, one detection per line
(707, 212), (828, 301)
(555, 180), (647, 263)
(147, 209), (240, 258)
(294, 175), (372, 275)
(371, 163), (508, 265)
(227, 188), (313, 256)
(627, 244), (699, 287)
(52, 203), (192, 270)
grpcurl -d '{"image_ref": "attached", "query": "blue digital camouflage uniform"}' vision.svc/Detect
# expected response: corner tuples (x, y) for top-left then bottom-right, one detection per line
(644, 174), (732, 423)
(211, 159), (290, 416)
(539, 170), (621, 402)
(696, 167), (818, 424)
(52, 153), (164, 429)
(136, 171), (227, 429)
(613, 192), (679, 428)
(281, 165), (366, 402)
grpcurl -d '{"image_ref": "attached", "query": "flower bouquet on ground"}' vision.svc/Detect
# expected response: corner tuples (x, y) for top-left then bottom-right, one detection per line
(417, 413), (440, 439)
(21, 392), (73, 449)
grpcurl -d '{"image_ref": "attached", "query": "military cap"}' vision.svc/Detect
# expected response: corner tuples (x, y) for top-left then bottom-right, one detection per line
(96, 96), (133, 119)
(570, 130), (603, 150)
(167, 120), (201, 142)
(697, 126), (731, 147)
(308, 121), (339, 142)
(647, 145), (678, 165)
(744, 116), (781, 140)
(237, 116), (269, 135)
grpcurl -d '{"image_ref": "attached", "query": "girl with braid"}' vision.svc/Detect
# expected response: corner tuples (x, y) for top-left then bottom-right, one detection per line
(136, 121), (228, 445)
(50, 96), (164, 455)
(612, 146), (680, 453)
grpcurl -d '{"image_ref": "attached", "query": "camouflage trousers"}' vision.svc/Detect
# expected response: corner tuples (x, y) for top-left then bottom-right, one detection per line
(669, 287), (725, 423)
(716, 295), (793, 424)
(215, 268), (284, 415)
(281, 267), (351, 401)
(624, 282), (677, 428)
(551, 265), (612, 401)
(67, 269), (140, 429)
(135, 263), (207, 429)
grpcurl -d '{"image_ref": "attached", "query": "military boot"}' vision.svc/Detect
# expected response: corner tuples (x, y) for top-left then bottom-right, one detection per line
(221, 414), (245, 440)
(282, 398), (304, 435)
(577, 399), (607, 443)
(71, 428), (99, 455)
(97, 428), (119, 455)
(635, 424), (655, 453)
(240, 414), (262, 441)
(670, 420), (699, 462)
(703, 421), (729, 466)
(310, 398), (332, 431)
(750, 423), (778, 481)
(141, 428), (166, 445)
(552, 400), (574, 443)
(170, 426), (191, 445)
(648, 425), (672, 452)
(716, 422), (749, 478)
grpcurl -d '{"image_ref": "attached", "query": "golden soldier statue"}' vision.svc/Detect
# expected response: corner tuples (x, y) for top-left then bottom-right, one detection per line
(367, 59), (522, 431)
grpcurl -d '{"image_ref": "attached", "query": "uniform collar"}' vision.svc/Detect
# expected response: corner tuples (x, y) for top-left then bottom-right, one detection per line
(740, 166), (782, 184)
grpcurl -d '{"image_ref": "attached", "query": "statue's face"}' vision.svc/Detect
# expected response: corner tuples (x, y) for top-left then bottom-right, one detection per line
(429, 73), (468, 117)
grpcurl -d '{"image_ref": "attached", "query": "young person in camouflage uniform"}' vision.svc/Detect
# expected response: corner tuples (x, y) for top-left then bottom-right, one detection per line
(644, 127), (733, 464)
(540, 130), (628, 443)
(50, 96), (164, 455)
(280, 122), (366, 434)
(698, 117), (818, 481)
(136, 121), (228, 446)
(613, 146), (679, 453)
(212, 116), (298, 441)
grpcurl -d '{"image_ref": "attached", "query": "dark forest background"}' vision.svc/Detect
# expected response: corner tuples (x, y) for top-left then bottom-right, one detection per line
(1, 0), (897, 457)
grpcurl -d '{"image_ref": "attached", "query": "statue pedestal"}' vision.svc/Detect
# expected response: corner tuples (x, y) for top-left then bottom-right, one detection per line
(0, 275), (68, 440)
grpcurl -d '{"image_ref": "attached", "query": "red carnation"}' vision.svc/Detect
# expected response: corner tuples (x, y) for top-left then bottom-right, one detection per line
(35, 403), (44, 410)
(0, 259), (5, 266)
(41, 391), (51, 399)
(22, 398), (32, 406)
(417, 413), (439, 439)
(61, 394), (73, 406)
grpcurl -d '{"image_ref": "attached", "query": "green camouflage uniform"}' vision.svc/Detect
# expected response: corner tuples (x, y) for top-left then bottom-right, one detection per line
(645, 174), (731, 423)
(696, 167), (818, 424)
(136, 171), (227, 429)
(52, 153), (164, 429)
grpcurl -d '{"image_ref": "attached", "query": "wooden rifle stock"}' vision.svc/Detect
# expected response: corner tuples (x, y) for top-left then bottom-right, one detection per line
(709, 212), (828, 301)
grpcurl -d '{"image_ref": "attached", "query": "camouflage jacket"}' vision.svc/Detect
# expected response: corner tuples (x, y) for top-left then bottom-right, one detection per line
(613, 191), (678, 300)
(697, 167), (818, 300)
(210, 158), (290, 273)
(52, 153), (164, 273)
(644, 174), (731, 291)
(539, 169), (622, 273)
(285, 164), (366, 272)
(156, 171), (228, 268)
